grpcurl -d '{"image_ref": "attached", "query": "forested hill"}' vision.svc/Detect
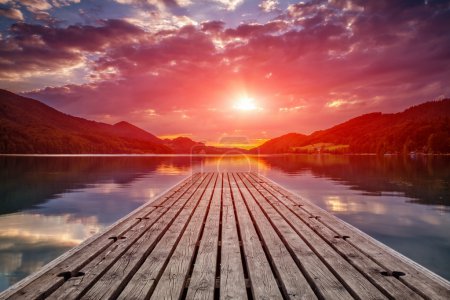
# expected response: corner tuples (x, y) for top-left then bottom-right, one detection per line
(0, 89), (172, 154)
(253, 99), (450, 154)
(1, 89), (448, 154)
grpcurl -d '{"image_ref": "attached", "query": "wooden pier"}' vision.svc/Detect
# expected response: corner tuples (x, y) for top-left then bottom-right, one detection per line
(1, 172), (449, 299)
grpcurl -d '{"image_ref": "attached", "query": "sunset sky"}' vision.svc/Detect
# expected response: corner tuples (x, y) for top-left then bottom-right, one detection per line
(1, 0), (449, 145)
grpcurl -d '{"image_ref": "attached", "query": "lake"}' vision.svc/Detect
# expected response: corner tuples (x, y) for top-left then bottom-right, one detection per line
(0, 154), (449, 292)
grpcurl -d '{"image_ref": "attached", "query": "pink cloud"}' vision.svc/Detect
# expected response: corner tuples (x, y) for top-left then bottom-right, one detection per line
(0, 0), (446, 141)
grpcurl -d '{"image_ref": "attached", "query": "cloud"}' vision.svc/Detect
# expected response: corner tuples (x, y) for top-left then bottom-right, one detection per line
(0, 0), (80, 24)
(2, 0), (449, 139)
(212, 0), (243, 11)
(224, 20), (288, 38)
(0, 7), (23, 21)
(259, 0), (279, 12)
(201, 20), (225, 32)
(0, 19), (145, 81)
(18, 0), (52, 13)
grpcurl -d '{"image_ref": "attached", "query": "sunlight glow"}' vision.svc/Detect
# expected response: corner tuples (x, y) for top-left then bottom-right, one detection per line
(233, 96), (257, 111)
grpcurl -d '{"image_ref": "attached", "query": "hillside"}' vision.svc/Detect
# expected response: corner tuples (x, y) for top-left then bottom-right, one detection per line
(112, 121), (163, 144)
(255, 133), (308, 154)
(2, 89), (448, 155)
(253, 99), (450, 154)
(0, 89), (171, 154)
(0, 90), (245, 154)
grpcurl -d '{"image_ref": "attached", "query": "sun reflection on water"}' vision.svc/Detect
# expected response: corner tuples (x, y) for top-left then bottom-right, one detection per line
(156, 164), (190, 175)
(0, 213), (101, 247)
(325, 195), (387, 215)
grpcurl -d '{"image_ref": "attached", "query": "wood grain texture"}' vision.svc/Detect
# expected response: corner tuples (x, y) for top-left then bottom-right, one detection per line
(47, 173), (209, 300)
(83, 173), (214, 300)
(228, 173), (283, 300)
(251, 172), (450, 300)
(185, 174), (222, 300)
(243, 173), (394, 300)
(220, 174), (247, 300)
(233, 173), (318, 300)
(149, 173), (218, 300)
(237, 173), (351, 300)
(116, 174), (212, 300)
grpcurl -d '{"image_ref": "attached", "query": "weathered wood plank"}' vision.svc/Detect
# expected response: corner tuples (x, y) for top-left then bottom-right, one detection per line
(243, 173), (406, 299)
(244, 173), (421, 299)
(46, 173), (209, 300)
(220, 173), (247, 300)
(149, 173), (218, 299)
(116, 201), (195, 299)
(236, 173), (352, 300)
(2, 173), (201, 300)
(116, 174), (215, 299)
(114, 172), (214, 299)
(185, 174), (222, 300)
(228, 173), (283, 300)
(233, 173), (318, 300)
(117, 173), (217, 299)
(252, 173), (450, 300)
(81, 173), (215, 300)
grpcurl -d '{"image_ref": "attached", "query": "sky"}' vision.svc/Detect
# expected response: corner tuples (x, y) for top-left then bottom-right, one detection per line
(0, 0), (449, 145)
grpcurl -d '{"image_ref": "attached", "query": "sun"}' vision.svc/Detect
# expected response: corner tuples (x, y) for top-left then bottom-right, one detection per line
(233, 96), (257, 111)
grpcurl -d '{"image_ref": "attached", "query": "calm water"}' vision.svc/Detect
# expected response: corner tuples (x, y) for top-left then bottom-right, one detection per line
(0, 155), (449, 291)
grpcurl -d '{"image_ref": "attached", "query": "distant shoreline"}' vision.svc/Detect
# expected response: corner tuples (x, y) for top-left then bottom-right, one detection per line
(1, 153), (449, 157)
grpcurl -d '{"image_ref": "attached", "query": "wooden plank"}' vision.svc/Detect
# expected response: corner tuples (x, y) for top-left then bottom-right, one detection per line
(185, 174), (222, 300)
(116, 178), (206, 299)
(46, 173), (210, 300)
(116, 173), (213, 299)
(244, 173), (421, 299)
(80, 173), (215, 300)
(2, 173), (201, 300)
(227, 173), (283, 300)
(149, 173), (218, 299)
(232, 173), (318, 300)
(117, 173), (219, 299)
(220, 173), (247, 300)
(243, 173), (408, 299)
(252, 173), (450, 300)
(235, 173), (350, 300)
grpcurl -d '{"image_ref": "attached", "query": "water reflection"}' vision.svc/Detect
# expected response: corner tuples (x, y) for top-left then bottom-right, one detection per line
(258, 155), (450, 207)
(0, 155), (449, 291)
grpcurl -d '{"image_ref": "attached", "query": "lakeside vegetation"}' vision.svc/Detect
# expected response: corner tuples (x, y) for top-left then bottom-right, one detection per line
(253, 100), (450, 155)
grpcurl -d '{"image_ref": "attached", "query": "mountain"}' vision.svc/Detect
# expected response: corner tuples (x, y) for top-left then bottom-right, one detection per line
(0, 89), (245, 154)
(2, 89), (448, 155)
(164, 137), (204, 154)
(253, 99), (450, 154)
(255, 133), (307, 154)
(0, 89), (171, 154)
(112, 121), (163, 144)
